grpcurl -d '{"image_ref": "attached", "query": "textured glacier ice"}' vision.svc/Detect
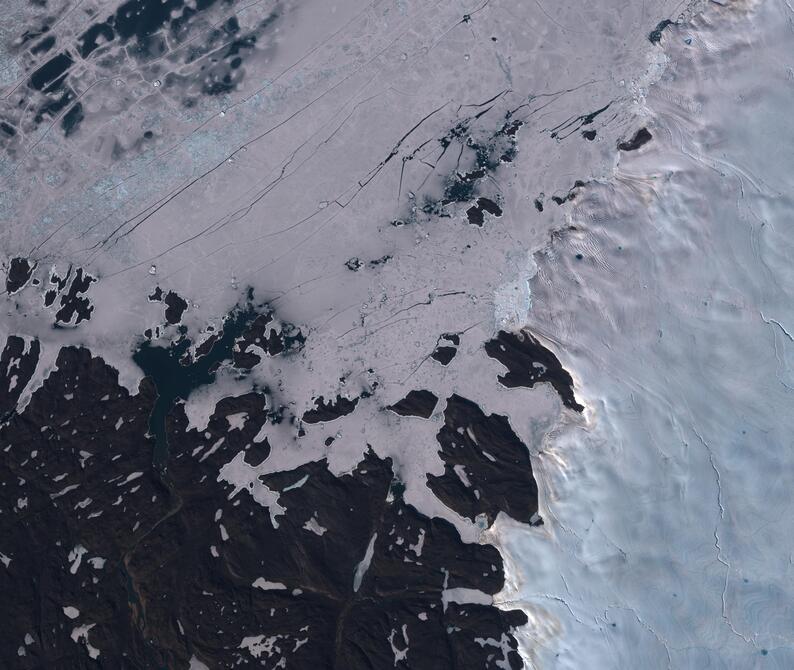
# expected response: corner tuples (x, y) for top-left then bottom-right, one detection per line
(491, 1), (794, 666)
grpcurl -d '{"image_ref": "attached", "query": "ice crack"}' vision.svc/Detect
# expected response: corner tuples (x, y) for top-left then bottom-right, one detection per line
(692, 427), (756, 648)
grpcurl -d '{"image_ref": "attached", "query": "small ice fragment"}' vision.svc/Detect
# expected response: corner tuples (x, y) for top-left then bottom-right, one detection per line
(353, 534), (377, 592)
(68, 545), (87, 574)
(252, 578), (287, 591)
(70, 624), (99, 659)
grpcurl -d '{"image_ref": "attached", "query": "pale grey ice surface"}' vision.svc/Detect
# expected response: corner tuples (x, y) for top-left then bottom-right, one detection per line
(3, 0), (792, 667)
(1, 0), (688, 384)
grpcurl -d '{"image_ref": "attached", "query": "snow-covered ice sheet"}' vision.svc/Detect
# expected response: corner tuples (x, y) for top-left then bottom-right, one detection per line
(491, 1), (794, 666)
